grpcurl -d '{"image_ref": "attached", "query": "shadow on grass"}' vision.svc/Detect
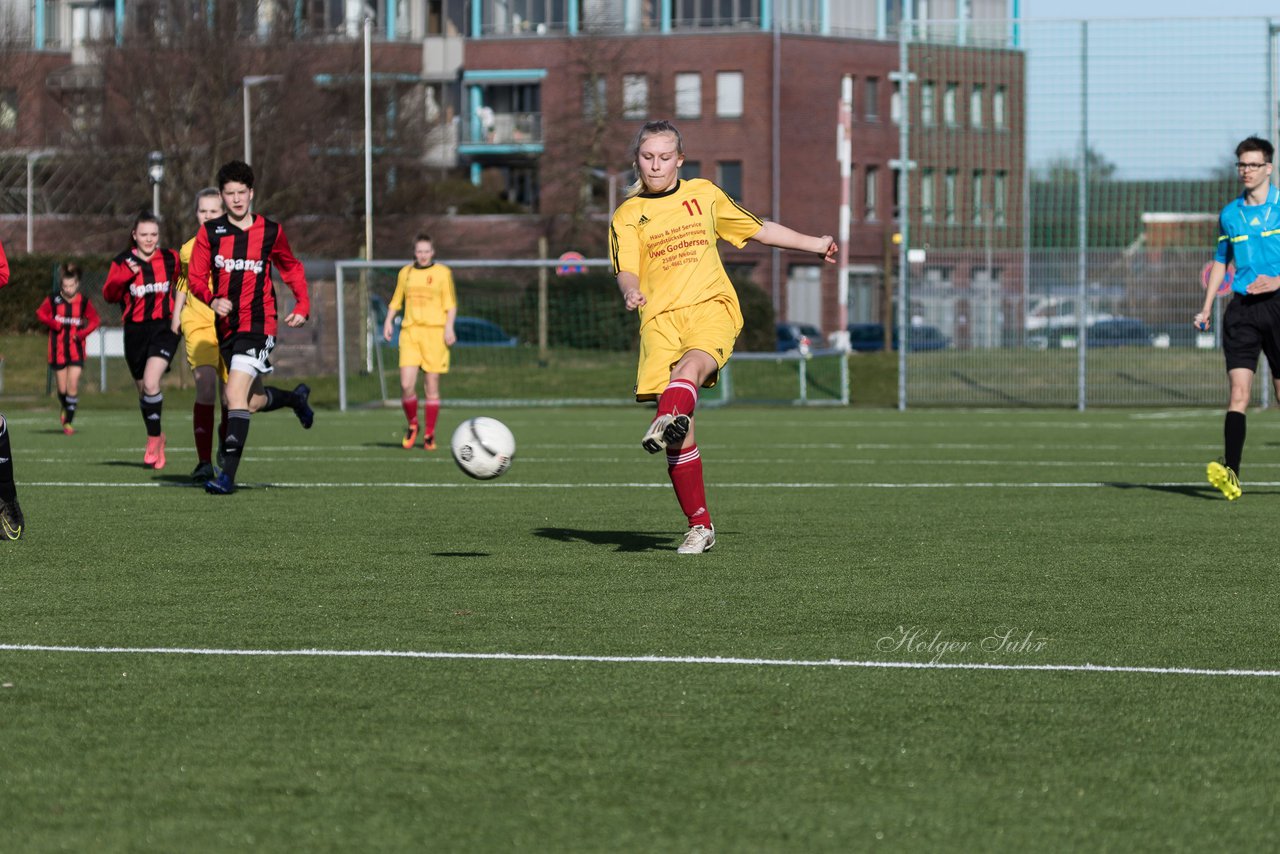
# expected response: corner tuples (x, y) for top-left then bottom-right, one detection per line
(1104, 482), (1234, 500)
(533, 527), (677, 553)
(432, 551), (492, 558)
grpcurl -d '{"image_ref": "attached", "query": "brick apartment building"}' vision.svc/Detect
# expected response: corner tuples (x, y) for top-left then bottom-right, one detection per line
(2, 0), (1025, 347)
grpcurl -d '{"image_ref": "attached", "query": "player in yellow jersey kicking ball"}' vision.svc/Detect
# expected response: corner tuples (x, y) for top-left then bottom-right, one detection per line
(383, 233), (457, 451)
(610, 120), (837, 554)
(174, 188), (315, 483)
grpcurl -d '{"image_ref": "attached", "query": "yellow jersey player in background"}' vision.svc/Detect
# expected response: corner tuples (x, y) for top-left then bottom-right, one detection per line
(610, 119), (837, 554)
(382, 233), (457, 451)
(173, 188), (227, 482)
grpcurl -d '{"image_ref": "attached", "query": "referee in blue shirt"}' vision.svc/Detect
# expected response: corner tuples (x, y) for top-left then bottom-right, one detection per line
(1195, 136), (1280, 500)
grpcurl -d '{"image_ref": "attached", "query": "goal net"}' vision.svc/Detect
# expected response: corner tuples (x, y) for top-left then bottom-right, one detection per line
(333, 259), (848, 410)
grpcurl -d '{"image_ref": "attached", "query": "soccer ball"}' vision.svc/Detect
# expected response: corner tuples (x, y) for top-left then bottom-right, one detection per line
(450, 417), (516, 480)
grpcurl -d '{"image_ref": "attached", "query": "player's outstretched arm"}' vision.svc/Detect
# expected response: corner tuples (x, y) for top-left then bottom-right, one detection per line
(751, 222), (837, 263)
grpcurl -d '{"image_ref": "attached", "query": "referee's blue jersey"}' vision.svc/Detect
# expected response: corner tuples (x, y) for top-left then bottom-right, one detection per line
(1215, 185), (1280, 294)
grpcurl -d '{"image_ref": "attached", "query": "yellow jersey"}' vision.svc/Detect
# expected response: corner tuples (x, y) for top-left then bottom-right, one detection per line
(178, 236), (216, 324)
(390, 262), (457, 328)
(609, 178), (762, 330)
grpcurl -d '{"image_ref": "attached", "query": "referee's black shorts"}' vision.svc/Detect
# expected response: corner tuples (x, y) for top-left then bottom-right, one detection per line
(1223, 291), (1280, 372)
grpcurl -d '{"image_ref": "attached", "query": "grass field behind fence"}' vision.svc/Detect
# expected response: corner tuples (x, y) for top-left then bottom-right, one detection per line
(2, 404), (1278, 851)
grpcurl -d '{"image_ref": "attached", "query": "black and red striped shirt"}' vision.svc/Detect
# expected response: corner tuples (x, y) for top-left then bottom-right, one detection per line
(186, 213), (310, 338)
(37, 292), (101, 365)
(102, 248), (180, 324)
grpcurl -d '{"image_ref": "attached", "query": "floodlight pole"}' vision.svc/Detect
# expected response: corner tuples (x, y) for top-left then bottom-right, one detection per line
(147, 150), (164, 219)
(243, 74), (284, 170)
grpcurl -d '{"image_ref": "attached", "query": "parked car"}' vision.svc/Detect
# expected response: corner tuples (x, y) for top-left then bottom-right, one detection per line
(776, 321), (823, 353)
(454, 316), (518, 347)
(1084, 318), (1155, 347)
(370, 296), (517, 347)
(1028, 317), (1155, 349)
(846, 322), (950, 352)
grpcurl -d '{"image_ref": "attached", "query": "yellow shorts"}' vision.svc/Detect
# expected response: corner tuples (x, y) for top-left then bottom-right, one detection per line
(400, 325), (450, 373)
(635, 299), (741, 401)
(181, 313), (228, 380)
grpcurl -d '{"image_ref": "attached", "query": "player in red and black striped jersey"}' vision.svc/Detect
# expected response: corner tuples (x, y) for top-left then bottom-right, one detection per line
(36, 262), (101, 435)
(0, 238), (23, 539)
(186, 160), (312, 494)
(103, 210), (183, 470)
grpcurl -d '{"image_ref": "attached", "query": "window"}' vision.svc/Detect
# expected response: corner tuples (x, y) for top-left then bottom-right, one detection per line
(944, 170), (957, 224)
(994, 171), (1007, 226)
(890, 81), (902, 125)
(920, 81), (935, 127)
(864, 77), (879, 121)
(716, 71), (743, 118)
(921, 169), (935, 224)
(623, 74), (649, 120)
(993, 86), (1007, 130)
(582, 76), (606, 120)
(943, 83), (958, 127)
(864, 166), (879, 221)
(682, 160), (701, 179)
(971, 171), (984, 224)
(718, 161), (743, 200)
(970, 84), (984, 129)
(0, 89), (15, 132)
(675, 72), (701, 118)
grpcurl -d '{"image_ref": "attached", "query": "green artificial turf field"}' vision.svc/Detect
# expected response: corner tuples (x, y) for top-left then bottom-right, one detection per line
(2, 404), (1277, 851)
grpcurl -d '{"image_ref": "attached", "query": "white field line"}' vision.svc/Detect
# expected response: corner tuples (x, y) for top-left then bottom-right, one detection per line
(19, 480), (1269, 489)
(0, 643), (1275, 679)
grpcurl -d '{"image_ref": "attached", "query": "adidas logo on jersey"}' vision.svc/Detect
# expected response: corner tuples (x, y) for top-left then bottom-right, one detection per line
(1251, 217), (1262, 226)
(638, 215), (650, 225)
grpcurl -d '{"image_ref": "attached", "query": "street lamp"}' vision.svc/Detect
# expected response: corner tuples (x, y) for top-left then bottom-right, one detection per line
(147, 150), (164, 218)
(243, 74), (284, 166)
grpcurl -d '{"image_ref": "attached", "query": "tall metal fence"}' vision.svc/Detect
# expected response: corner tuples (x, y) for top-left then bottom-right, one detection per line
(891, 15), (1279, 408)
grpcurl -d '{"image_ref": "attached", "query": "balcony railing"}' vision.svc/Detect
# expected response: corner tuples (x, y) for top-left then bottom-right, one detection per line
(461, 111), (542, 147)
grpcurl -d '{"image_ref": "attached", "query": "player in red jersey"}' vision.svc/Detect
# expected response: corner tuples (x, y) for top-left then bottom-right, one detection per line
(186, 160), (311, 495)
(0, 238), (24, 538)
(36, 262), (101, 435)
(103, 211), (182, 469)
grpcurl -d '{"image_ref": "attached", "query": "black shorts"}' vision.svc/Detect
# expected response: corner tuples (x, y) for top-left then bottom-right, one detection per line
(49, 359), (85, 370)
(219, 332), (275, 377)
(123, 320), (180, 380)
(1222, 292), (1280, 373)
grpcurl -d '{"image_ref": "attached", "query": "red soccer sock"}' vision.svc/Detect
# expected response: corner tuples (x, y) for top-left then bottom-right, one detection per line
(667, 443), (711, 529)
(401, 395), (419, 427)
(657, 379), (698, 419)
(424, 398), (441, 437)
(193, 401), (215, 464)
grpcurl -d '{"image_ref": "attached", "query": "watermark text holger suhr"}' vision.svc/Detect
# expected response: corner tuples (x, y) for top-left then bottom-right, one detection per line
(877, 626), (1051, 664)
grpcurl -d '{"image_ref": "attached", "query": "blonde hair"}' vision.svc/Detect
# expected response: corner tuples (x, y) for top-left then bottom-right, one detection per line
(624, 120), (684, 199)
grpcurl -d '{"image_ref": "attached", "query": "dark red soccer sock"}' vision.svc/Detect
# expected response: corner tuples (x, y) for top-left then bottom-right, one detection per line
(402, 395), (419, 427)
(667, 443), (711, 529)
(424, 399), (441, 437)
(657, 379), (698, 419)
(193, 401), (215, 464)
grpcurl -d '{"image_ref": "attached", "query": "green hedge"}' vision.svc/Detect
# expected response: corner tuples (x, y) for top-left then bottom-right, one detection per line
(0, 254), (112, 334)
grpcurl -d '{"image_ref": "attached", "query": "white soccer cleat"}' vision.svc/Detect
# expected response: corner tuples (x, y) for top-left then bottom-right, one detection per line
(641, 413), (690, 454)
(676, 524), (715, 554)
